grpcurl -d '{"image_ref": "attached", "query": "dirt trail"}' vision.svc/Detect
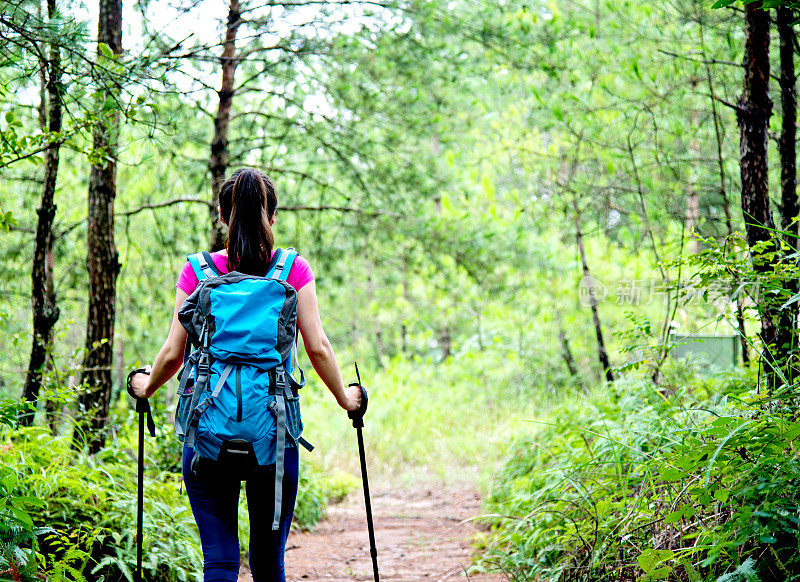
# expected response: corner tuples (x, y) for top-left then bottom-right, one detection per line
(240, 487), (505, 581)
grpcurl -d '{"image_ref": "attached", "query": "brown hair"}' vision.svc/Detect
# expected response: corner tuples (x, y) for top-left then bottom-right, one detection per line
(219, 168), (277, 275)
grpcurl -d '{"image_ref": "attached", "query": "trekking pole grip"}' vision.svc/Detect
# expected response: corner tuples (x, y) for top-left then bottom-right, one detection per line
(347, 384), (368, 428)
(347, 362), (368, 428)
(126, 368), (156, 436)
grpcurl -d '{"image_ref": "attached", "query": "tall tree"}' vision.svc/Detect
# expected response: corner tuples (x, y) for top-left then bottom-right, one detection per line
(703, 35), (751, 364)
(74, 0), (123, 453)
(686, 87), (701, 255)
(20, 0), (62, 426)
(737, 1), (778, 382)
(777, 5), (798, 381)
(573, 195), (614, 383)
(208, 0), (240, 251)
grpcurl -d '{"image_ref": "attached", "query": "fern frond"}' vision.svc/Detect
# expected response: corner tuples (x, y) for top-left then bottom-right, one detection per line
(716, 558), (761, 582)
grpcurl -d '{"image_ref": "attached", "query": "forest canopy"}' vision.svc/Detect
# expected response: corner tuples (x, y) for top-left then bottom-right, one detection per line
(3, 0), (800, 580)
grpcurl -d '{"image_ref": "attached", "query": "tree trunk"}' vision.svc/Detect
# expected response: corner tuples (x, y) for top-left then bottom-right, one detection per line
(779, 7), (798, 245)
(475, 307), (484, 351)
(778, 5), (798, 381)
(439, 325), (452, 361)
(686, 102), (701, 254)
(21, 0), (62, 427)
(556, 310), (578, 379)
(366, 265), (385, 367)
(738, 2), (777, 384)
(401, 257), (408, 355)
(704, 42), (750, 364)
(74, 0), (122, 453)
(208, 0), (241, 251)
(573, 196), (614, 383)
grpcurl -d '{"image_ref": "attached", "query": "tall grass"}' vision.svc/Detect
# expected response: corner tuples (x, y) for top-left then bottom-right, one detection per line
(478, 362), (800, 581)
(298, 348), (551, 487)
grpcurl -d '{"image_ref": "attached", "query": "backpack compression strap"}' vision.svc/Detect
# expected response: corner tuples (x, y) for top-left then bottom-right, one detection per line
(271, 365), (289, 531)
(187, 251), (221, 281)
(267, 247), (305, 531)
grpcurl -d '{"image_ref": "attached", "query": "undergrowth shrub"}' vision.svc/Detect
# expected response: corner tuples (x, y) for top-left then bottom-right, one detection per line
(4, 427), (201, 582)
(479, 363), (800, 581)
(2, 424), (353, 582)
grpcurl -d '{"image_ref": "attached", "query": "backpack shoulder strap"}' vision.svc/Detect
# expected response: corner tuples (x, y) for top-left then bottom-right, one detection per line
(267, 247), (297, 281)
(264, 247), (282, 278)
(187, 251), (220, 281)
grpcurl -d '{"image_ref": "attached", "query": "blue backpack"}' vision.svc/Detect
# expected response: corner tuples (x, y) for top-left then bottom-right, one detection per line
(174, 248), (313, 531)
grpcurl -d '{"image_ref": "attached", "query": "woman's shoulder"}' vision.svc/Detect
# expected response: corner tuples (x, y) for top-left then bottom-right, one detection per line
(292, 252), (310, 267)
(176, 251), (230, 295)
(287, 249), (311, 270)
(287, 251), (314, 291)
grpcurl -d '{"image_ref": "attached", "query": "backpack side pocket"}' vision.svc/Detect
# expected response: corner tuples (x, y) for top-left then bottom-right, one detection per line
(174, 353), (198, 441)
(285, 394), (302, 444)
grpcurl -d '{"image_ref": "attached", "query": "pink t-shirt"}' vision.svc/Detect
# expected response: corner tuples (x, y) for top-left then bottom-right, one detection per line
(176, 250), (314, 295)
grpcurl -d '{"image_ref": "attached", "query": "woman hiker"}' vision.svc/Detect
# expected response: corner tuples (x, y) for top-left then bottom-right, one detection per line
(128, 167), (362, 582)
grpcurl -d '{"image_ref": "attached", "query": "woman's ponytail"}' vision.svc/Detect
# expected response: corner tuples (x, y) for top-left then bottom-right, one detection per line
(224, 168), (277, 276)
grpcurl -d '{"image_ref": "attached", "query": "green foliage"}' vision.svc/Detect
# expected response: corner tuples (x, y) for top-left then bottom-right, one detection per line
(2, 427), (201, 582)
(0, 425), (344, 582)
(0, 399), (89, 582)
(318, 470), (360, 505)
(0, 210), (16, 232)
(2, 0), (796, 579)
(292, 465), (328, 532)
(300, 349), (551, 483)
(480, 363), (800, 581)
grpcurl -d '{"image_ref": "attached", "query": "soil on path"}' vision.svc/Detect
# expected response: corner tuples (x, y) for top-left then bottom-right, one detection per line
(239, 487), (505, 582)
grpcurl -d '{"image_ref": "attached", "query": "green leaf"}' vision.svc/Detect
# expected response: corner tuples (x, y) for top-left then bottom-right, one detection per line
(10, 505), (34, 529)
(11, 495), (46, 508)
(664, 509), (684, 524)
(98, 42), (114, 58)
(713, 488), (730, 503)
(661, 467), (684, 482)
(679, 557), (702, 582)
(0, 210), (17, 231)
(638, 548), (675, 574)
(645, 566), (672, 580)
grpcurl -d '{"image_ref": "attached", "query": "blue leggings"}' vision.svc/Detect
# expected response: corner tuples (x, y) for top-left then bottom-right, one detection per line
(182, 447), (299, 582)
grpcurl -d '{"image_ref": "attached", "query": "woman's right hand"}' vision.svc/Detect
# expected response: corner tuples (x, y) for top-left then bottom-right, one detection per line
(341, 384), (363, 412)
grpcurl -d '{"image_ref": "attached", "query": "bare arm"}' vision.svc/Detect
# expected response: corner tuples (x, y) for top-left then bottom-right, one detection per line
(130, 289), (188, 398)
(297, 281), (360, 411)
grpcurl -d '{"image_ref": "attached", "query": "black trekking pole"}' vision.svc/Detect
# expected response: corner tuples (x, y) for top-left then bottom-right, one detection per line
(348, 362), (380, 582)
(126, 368), (156, 582)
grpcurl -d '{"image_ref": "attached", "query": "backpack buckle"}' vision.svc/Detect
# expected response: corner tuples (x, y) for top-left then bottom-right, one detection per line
(197, 351), (211, 373)
(275, 368), (287, 387)
(191, 399), (212, 424)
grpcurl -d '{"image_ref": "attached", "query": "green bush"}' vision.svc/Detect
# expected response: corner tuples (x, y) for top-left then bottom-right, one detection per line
(480, 364), (800, 581)
(3, 427), (202, 582)
(319, 470), (360, 505)
(2, 425), (349, 582)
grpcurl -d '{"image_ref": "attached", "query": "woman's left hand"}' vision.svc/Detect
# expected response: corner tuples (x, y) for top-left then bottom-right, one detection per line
(129, 366), (152, 399)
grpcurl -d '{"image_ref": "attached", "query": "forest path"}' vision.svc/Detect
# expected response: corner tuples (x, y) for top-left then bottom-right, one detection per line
(239, 486), (505, 581)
